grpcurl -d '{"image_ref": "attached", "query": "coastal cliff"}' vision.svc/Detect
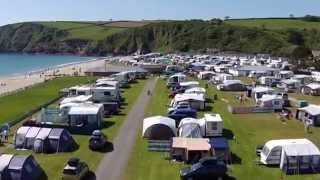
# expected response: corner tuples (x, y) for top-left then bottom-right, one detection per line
(0, 20), (320, 67)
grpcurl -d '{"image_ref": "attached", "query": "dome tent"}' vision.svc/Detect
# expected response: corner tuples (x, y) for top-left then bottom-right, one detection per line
(142, 116), (176, 140)
(178, 118), (202, 138)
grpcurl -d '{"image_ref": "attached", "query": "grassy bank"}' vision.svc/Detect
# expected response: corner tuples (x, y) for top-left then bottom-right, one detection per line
(227, 19), (320, 30)
(2, 78), (148, 180)
(124, 79), (320, 180)
(0, 77), (95, 124)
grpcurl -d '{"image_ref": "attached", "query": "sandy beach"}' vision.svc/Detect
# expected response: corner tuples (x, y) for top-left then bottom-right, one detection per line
(0, 58), (106, 96)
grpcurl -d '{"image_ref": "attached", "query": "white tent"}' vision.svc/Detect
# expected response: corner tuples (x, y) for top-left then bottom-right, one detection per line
(33, 128), (52, 153)
(280, 139), (320, 174)
(257, 94), (283, 110)
(68, 103), (104, 115)
(60, 95), (92, 105)
(260, 139), (320, 165)
(0, 154), (14, 177)
(24, 127), (41, 149)
(185, 87), (206, 95)
(14, 126), (31, 149)
(178, 118), (202, 138)
(142, 116), (177, 140)
(179, 81), (199, 88)
(171, 93), (205, 110)
(252, 86), (274, 101)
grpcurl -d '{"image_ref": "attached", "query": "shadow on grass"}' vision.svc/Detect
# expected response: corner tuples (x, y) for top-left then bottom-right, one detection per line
(204, 105), (213, 111)
(230, 152), (242, 165)
(86, 171), (97, 180)
(120, 102), (128, 107)
(130, 80), (138, 84)
(103, 141), (114, 153)
(101, 121), (116, 129)
(206, 98), (214, 103)
(223, 128), (234, 140)
(91, 141), (114, 153)
(225, 175), (237, 180)
(39, 173), (48, 180)
(121, 85), (131, 89)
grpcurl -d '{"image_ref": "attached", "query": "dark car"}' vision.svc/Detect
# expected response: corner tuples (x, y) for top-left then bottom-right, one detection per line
(89, 130), (107, 151)
(180, 157), (227, 180)
(168, 107), (197, 119)
(168, 108), (197, 126)
(62, 158), (89, 180)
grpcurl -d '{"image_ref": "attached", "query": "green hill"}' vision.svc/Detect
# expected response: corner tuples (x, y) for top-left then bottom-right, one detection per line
(0, 19), (320, 68)
(226, 18), (320, 30)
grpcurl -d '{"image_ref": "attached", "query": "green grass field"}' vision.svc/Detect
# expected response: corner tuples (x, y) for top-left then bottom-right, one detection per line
(0, 77), (95, 125)
(289, 93), (320, 105)
(40, 21), (125, 40)
(124, 79), (320, 180)
(1, 78), (148, 180)
(226, 19), (320, 30)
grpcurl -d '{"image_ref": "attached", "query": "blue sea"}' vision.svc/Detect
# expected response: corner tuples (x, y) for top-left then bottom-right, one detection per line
(0, 54), (93, 76)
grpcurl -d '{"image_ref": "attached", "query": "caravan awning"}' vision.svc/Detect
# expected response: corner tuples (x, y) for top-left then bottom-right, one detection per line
(172, 137), (211, 151)
(299, 104), (320, 116)
(283, 143), (320, 156)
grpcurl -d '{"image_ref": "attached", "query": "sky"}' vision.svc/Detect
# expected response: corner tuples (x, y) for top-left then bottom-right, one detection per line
(1, 0), (320, 26)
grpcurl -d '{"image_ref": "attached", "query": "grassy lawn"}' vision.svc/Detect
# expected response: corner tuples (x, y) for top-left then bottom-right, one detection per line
(124, 79), (320, 180)
(289, 93), (320, 105)
(226, 19), (320, 30)
(40, 21), (125, 40)
(0, 77), (95, 124)
(2, 78), (148, 180)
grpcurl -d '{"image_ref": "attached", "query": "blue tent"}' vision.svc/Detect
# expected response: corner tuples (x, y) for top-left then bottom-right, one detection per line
(209, 138), (230, 162)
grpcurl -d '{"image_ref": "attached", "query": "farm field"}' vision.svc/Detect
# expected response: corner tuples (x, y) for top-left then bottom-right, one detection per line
(1, 77), (148, 180)
(40, 21), (125, 40)
(124, 79), (320, 180)
(226, 19), (320, 30)
(39, 21), (150, 40)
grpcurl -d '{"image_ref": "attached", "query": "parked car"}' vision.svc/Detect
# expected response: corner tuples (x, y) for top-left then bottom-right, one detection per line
(180, 157), (227, 180)
(62, 158), (89, 180)
(168, 103), (195, 112)
(168, 108), (197, 126)
(89, 130), (107, 151)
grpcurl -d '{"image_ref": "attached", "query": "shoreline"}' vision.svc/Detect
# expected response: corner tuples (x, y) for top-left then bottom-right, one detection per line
(0, 57), (107, 96)
(0, 57), (105, 79)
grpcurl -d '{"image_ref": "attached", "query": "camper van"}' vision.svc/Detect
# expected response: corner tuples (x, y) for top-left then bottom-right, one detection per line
(199, 114), (223, 137)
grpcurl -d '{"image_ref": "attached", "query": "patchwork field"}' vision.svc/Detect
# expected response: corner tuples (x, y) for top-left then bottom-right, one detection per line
(124, 79), (320, 180)
(1, 77), (148, 180)
(39, 21), (150, 40)
(40, 21), (125, 40)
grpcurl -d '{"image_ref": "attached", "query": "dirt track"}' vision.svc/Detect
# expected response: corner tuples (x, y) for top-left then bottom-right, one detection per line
(95, 78), (157, 180)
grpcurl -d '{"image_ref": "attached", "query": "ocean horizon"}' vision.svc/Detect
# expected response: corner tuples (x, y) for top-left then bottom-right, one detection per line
(0, 53), (94, 77)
